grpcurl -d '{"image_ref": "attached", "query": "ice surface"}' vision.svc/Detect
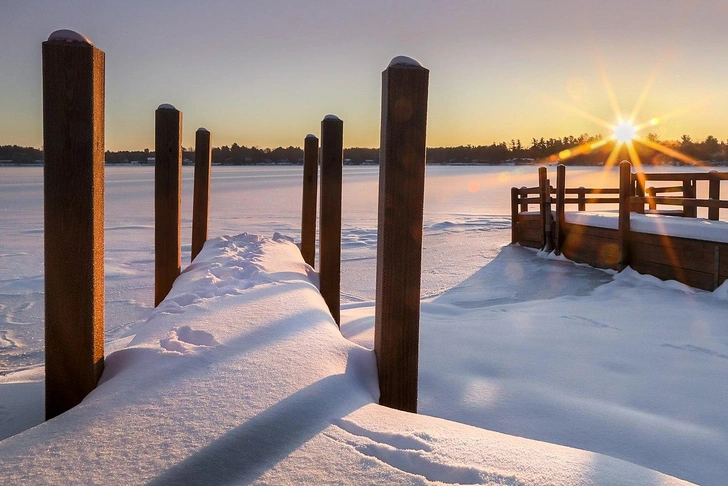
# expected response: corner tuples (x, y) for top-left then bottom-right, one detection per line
(47, 29), (93, 45)
(388, 55), (423, 68)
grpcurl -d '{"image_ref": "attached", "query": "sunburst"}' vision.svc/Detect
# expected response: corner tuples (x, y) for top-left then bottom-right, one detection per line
(545, 66), (703, 170)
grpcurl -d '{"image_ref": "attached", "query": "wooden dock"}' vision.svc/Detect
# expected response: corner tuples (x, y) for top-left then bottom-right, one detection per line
(512, 163), (728, 291)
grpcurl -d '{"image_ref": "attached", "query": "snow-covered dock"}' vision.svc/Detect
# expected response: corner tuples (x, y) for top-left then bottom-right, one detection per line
(0, 234), (694, 484)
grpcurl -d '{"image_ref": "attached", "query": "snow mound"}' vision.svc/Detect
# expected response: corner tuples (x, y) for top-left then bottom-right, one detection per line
(0, 235), (689, 484)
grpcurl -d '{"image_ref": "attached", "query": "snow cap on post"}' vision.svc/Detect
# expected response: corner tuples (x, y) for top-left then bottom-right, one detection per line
(157, 103), (177, 111)
(323, 114), (341, 121)
(196, 127), (209, 133)
(305, 133), (317, 139)
(387, 55), (423, 68)
(47, 29), (94, 46)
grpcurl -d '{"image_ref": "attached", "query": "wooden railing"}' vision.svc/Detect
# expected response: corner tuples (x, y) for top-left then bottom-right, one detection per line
(511, 162), (728, 290)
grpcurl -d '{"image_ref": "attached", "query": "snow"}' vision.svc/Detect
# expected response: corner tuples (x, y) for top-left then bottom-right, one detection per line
(47, 29), (93, 45)
(1, 165), (726, 484)
(388, 55), (423, 68)
(196, 127), (209, 133)
(564, 211), (728, 242)
(305, 133), (317, 139)
(323, 114), (341, 121)
(157, 103), (177, 110)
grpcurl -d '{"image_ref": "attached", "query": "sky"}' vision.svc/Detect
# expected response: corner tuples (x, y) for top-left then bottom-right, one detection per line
(2, 0), (728, 151)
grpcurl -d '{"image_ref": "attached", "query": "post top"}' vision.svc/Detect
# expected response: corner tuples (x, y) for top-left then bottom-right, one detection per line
(323, 114), (341, 122)
(197, 127), (209, 133)
(47, 29), (94, 46)
(157, 103), (177, 111)
(305, 133), (317, 139)
(387, 56), (423, 68)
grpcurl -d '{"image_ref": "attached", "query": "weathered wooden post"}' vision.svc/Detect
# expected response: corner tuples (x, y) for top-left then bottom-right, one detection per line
(683, 178), (697, 217)
(191, 128), (211, 262)
(708, 170), (720, 221)
(618, 161), (632, 269)
(319, 116), (343, 325)
(520, 186), (528, 212)
(155, 104), (182, 306)
(578, 187), (586, 211)
(43, 29), (105, 419)
(374, 56), (429, 413)
(539, 166), (553, 252)
(555, 164), (566, 255)
(511, 187), (520, 244)
(301, 134), (319, 267)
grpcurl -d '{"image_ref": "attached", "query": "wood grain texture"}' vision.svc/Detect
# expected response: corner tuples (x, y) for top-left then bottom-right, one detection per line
(42, 39), (105, 419)
(374, 62), (428, 413)
(191, 129), (211, 262)
(301, 135), (319, 267)
(155, 108), (182, 306)
(319, 118), (343, 325)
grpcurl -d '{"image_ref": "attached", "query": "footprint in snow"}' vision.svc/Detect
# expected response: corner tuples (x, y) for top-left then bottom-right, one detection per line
(160, 326), (221, 354)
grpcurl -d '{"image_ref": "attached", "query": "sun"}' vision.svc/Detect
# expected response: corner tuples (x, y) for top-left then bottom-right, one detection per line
(613, 122), (636, 142)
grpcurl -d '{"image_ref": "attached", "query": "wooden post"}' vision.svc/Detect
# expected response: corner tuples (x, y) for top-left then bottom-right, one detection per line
(511, 187), (520, 244)
(520, 186), (528, 212)
(42, 30), (105, 420)
(539, 167), (553, 252)
(708, 170), (720, 221)
(555, 164), (566, 255)
(618, 161), (632, 269)
(646, 187), (657, 211)
(578, 187), (586, 211)
(301, 134), (319, 267)
(319, 115), (343, 325)
(683, 178), (697, 217)
(191, 128), (211, 262)
(155, 104), (182, 307)
(633, 171), (646, 213)
(374, 56), (429, 413)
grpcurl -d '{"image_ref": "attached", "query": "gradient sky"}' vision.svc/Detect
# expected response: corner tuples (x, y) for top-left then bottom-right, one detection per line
(2, 0), (727, 151)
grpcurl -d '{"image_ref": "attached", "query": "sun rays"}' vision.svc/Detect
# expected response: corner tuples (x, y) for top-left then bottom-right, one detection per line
(546, 65), (705, 169)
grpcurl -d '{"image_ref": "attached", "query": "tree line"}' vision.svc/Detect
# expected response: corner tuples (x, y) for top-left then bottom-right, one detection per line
(3, 133), (728, 166)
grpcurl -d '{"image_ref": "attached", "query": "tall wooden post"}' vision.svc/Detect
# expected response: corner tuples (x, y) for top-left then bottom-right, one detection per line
(155, 104), (182, 306)
(42, 30), (105, 419)
(301, 134), (319, 267)
(539, 166), (553, 252)
(511, 187), (520, 244)
(319, 116), (343, 325)
(618, 161), (632, 270)
(191, 128), (211, 262)
(708, 170), (720, 221)
(555, 164), (566, 255)
(374, 56), (429, 413)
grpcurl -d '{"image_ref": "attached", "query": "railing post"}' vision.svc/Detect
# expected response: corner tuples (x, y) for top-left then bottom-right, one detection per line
(42, 30), (105, 420)
(520, 186), (528, 212)
(301, 134), (319, 267)
(646, 187), (657, 211)
(155, 104), (182, 306)
(555, 164), (566, 255)
(633, 172), (646, 213)
(708, 170), (720, 221)
(191, 127), (211, 262)
(511, 187), (520, 244)
(578, 186), (586, 211)
(319, 116), (343, 325)
(619, 161), (632, 269)
(683, 178), (697, 217)
(539, 166), (553, 252)
(374, 56), (429, 413)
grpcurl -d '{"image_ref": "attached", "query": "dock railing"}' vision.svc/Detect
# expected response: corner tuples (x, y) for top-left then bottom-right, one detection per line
(512, 162), (728, 290)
